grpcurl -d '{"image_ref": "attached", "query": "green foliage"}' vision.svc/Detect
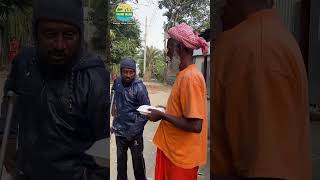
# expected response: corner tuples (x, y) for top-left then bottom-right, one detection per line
(138, 46), (166, 82)
(158, 0), (210, 32)
(90, 0), (141, 64)
(0, 0), (32, 66)
(89, 0), (107, 52)
(153, 54), (166, 82)
(110, 13), (141, 64)
(0, 0), (32, 26)
(7, 7), (32, 43)
(111, 33), (141, 64)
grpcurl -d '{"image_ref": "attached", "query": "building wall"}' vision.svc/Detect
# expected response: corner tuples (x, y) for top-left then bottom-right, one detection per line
(194, 56), (211, 97)
(274, 0), (302, 42)
(308, 0), (320, 105)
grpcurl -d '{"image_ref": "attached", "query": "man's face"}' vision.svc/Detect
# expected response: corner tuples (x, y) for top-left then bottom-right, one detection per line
(166, 39), (184, 73)
(37, 20), (80, 65)
(121, 68), (136, 83)
(166, 39), (175, 61)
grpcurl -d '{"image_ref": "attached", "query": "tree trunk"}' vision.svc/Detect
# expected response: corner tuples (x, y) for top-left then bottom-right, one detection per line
(143, 64), (152, 82)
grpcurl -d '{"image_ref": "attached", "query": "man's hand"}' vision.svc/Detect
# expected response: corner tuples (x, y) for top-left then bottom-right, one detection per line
(147, 109), (165, 122)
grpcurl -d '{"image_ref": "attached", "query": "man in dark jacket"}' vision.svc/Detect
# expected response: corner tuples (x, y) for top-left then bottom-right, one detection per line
(0, 0), (110, 179)
(111, 58), (150, 180)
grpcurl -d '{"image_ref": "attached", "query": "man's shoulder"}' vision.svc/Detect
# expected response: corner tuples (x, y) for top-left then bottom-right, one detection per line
(76, 54), (109, 82)
(133, 79), (147, 89)
(180, 66), (205, 84)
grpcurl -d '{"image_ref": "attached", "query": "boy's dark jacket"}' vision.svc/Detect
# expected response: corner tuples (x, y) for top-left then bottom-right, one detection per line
(112, 76), (150, 141)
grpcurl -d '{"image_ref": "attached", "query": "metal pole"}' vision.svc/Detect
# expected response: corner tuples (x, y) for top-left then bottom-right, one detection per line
(110, 90), (115, 135)
(110, 90), (115, 115)
(106, 0), (111, 65)
(0, 91), (16, 178)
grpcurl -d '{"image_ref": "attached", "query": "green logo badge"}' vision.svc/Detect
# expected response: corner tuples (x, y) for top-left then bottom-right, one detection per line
(115, 3), (133, 22)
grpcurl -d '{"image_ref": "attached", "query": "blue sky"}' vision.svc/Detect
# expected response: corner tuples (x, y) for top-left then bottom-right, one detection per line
(127, 0), (167, 50)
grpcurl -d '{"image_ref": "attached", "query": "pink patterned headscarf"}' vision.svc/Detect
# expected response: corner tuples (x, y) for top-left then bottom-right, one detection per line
(167, 23), (208, 55)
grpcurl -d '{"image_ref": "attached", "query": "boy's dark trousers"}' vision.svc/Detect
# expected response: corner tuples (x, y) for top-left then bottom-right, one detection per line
(116, 135), (146, 180)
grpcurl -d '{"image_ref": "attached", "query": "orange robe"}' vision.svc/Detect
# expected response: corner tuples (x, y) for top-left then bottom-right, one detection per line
(153, 64), (208, 169)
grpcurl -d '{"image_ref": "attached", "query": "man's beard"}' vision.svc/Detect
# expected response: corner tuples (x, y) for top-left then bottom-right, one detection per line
(121, 77), (135, 87)
(38, 52), (75, 79)
(167, 50), (181, 75)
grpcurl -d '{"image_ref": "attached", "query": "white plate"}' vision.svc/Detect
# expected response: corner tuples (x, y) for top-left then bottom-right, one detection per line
(137, 105), (165, 115)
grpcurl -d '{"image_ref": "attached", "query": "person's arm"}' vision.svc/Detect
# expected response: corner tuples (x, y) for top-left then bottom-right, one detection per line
(87, 66), (110, 141)
(163, 114), (202, 133)
(137, 83), (150, 106)
(149, 76), (206, 133)
(148, 109), (202, 133)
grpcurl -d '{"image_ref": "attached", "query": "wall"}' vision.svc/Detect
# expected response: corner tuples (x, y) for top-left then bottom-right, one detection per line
(193, 56), (211, 97)
(274, 0), (302, 42)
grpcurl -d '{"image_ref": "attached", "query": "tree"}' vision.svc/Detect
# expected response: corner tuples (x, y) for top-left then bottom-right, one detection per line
(0, 0), (32, 67)
(88, 0), (108, 55)
(0, 0), (32, 24)
(138, 46), (165, 82)
(158, 0), (210, 32)
(158, 0), (209, 84)
(90, 0), (141, 64)
(110, 18), (141, 64)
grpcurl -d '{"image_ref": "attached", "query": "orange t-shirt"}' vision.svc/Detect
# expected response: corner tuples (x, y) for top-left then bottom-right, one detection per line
(212, 9), (311, 180)
(153, 64), (208, 169)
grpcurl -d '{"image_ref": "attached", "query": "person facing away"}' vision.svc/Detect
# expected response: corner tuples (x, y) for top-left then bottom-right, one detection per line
(111, 58), (150, 180)
(147, 23), (208, 180)
(0, 0), (110, 179)
(212, 0), (311, 180)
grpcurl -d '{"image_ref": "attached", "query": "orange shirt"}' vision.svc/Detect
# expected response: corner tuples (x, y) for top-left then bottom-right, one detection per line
(153, 64), (208, 169)
(212, 9), (311, 180)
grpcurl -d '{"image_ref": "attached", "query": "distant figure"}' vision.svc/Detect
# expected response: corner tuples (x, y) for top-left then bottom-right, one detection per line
(112, 74), (117, 81)
(212, 0), (311, 180)
(8, 37), (19, 63)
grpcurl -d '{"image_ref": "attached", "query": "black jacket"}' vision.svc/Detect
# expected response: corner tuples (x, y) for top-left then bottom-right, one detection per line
(0, 47), (110, 180)
(111, 77), (150, 141)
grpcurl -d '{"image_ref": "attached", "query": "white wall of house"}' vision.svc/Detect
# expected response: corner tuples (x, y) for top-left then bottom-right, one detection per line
(193, 56), (211, 96)
(193, 44), (211, 140)
(193, 42), (211, 97)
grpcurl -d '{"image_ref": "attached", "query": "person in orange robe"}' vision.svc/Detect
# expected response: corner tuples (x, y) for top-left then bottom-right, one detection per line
(148, 23), (208, 180)
(212, 0), (312, 180)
